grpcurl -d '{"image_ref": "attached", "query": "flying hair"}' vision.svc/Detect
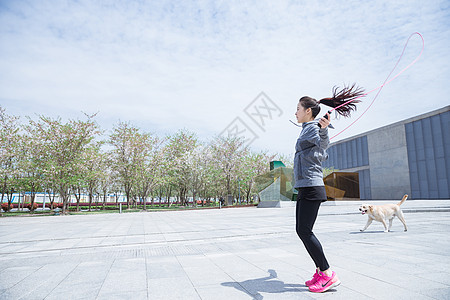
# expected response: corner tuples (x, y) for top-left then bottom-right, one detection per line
(292, 33), (424, 134)
(318, 83), (365, 117)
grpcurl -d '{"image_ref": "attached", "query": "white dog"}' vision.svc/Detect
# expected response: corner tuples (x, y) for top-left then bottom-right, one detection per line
(359, 194), (408, 232)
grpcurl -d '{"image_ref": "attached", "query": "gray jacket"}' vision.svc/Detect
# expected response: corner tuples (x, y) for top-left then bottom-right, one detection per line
(293, 120), (330, 189)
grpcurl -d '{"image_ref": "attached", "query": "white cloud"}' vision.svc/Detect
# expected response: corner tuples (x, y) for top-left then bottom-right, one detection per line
(1, 0), (449, 157)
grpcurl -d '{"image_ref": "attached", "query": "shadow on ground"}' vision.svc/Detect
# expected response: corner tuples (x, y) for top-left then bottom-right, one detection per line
(349, 230), (387, 234)
(221, 269), (307, 299)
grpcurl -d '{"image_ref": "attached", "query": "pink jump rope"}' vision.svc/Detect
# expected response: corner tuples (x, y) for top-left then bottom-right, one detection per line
(312, 32), (425, 140)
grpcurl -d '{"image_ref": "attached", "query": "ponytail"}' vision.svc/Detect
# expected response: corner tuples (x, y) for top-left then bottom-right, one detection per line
(319, 84), (364, 117)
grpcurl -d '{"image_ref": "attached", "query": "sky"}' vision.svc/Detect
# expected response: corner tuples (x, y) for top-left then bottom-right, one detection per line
(1, 0), (449, 158)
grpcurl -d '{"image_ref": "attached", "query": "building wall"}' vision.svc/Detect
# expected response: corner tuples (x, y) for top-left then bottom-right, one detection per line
(366, 123), (411, 199)
(358, 169), (371, 200)
(405, 110), (450, 199)
(323, 105), (449, 200)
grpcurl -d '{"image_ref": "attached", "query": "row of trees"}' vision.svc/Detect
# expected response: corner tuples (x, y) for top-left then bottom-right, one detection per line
(1, 106), (291, 213)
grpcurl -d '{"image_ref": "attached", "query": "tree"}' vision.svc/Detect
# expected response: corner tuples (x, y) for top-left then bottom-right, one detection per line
(210, 136), (248, 204)
(239, 151), (273, 203)
(29, 114), (100, 213)
(0, 106), (21, 212)
(109, 122), (145, 209)
(16, 128), (45, 212)
(194, 144), (223, 205)
(135, 134), (164, 210)
(98, 151), (112, 210)
(165, 130), (198, 206)
(70, 155), (87, 213)
(189, 144), (206, 205)
(83, 142), (103, 211)
(155, 143), (176, 207)
(108, 170), (123, 208)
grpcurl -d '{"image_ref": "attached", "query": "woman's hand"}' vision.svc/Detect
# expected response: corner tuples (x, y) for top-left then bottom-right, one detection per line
(318, 113), (331, 129)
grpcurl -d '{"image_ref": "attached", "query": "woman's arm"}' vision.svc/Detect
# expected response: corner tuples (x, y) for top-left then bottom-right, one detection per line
(304, 113), (330, 149)
(317, 113), (330, 149)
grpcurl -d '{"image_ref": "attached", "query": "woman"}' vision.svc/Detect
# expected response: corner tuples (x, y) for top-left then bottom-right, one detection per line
(294, 84), (363, 293)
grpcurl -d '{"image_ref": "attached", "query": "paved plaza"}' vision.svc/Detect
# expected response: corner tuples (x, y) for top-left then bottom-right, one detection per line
(1, 200), (450, 299)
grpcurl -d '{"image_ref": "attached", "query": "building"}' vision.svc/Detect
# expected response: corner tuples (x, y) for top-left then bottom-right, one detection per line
(255, 161), (295, 207)
(323, 105), (449, 200)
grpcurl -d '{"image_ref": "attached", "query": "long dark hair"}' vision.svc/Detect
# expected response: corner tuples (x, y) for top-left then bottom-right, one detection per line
(300, 84), (365, 118)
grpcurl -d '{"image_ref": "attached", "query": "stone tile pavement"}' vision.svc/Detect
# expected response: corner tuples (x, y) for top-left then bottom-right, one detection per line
(0, 199), (449, 299)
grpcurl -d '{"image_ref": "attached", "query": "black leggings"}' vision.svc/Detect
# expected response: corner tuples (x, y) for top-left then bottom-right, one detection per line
(296, 198), (330, 271)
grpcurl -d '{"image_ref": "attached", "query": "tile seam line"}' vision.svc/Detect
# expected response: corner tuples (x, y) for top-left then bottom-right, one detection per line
(42, 261), (81, 300)
(94, 259), (115, 300)
(0, 264), (45, 298)
(0, 231), (293, 256)
(0, 224), (294, 245)
(174, 254), (204, 300)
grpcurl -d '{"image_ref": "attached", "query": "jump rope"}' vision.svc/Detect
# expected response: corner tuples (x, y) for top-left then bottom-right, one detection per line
(291, 32), (425, 141)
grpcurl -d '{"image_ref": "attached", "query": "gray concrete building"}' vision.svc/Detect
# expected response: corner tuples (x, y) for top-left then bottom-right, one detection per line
(323, 105), (449, 200)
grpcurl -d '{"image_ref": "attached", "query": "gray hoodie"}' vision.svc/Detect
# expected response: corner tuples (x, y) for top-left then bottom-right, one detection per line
(293, 120), (330, 189)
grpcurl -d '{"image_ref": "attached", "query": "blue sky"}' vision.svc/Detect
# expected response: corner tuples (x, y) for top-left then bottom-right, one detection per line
(1, 0), (449, 157)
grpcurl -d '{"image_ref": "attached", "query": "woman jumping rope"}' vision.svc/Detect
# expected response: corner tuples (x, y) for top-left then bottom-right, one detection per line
(293, 84), (363, 293)
(292, 32), (423, 294)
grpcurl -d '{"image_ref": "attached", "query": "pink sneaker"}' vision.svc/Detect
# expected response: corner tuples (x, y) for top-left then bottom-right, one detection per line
(305, 269), (320, 286)
(308, 271), (340, 293)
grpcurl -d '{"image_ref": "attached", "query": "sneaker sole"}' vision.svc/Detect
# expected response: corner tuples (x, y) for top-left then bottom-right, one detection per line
(328, 279), (341, 290)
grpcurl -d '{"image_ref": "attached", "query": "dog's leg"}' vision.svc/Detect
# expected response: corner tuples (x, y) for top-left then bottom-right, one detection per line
(361, 218), (373, 232)
(381, 219), (389, 232)
(397, 210), (408, 232)
(388, 218), (393, 232)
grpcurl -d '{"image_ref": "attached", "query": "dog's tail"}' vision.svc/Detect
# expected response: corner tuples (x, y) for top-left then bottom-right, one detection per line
(397, 194), (408, 206)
